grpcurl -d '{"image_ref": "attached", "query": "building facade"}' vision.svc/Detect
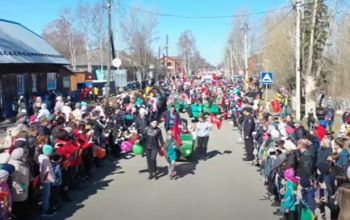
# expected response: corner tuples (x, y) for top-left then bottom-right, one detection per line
(0, 19), (71, 119)
(159, 56), (182, 74)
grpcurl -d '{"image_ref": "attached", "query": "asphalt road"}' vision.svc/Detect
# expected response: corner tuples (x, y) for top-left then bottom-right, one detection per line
(40, 120), (277, 220)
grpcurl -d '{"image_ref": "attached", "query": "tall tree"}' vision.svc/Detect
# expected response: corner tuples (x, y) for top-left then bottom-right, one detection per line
(302, 0), (330, 111)
(329, 10), (350, 97)
(260, 10), (295, 89)
(77, 2), (96, 72)
(119, 8), (158, 79)
(178, 30), (196, 74)
(42, 8), (85, 70)
(191, 50), (211, 73)
(91, 2), (107, 77)
(224, 14), (248, 75)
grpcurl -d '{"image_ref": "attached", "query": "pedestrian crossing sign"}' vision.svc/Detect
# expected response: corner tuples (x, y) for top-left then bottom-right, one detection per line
(260, 72), (273, 85)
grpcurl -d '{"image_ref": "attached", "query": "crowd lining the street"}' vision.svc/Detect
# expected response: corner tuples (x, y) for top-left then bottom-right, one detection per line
(1, 71), (350, 220)
(235, 81), (350, 220)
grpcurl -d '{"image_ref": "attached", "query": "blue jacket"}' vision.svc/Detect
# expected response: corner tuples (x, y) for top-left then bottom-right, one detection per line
(52, 163), (62, 186)
(336, 149), (349, 172)
(301, 187), (316, 211)
(317, 147), (332, 166)
(164, 111), (180, 131)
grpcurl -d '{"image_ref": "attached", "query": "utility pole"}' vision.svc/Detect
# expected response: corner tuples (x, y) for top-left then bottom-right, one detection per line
(304, 0), (318, 115)
(166, 34), (169, 57)
(104, 0), (112, 106)
(295, 0), (302, 120)
(158, 46), (161, 81)
(165, 35), (169, 77)
(241, 23), (249, 81)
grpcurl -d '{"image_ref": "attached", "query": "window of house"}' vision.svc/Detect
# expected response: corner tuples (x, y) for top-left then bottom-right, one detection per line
(63, 76), (70, 89)
(17, 75), (25, 95)
(47, 72), (57, 91)
(32, 75), (38, 93)
(167, 62), (172, 66)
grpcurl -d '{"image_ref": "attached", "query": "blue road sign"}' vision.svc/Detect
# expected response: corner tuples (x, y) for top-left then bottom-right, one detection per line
(260, 72), (273, 85)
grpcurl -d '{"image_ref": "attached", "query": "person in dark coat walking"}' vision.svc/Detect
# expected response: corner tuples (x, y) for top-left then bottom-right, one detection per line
(242, 107), (255, 161)
(143, 120), (164, 180)
(134, 109), (150, 136)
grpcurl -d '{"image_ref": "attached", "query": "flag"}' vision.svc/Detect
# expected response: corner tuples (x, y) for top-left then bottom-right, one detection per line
(182, 70), (187, 81)
(210, 114), (222, 130)
(171, 117), (182, 146)
(212, 74), (219, 81)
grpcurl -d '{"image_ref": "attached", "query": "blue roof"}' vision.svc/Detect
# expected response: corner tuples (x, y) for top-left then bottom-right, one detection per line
(0, 18), (69, 65)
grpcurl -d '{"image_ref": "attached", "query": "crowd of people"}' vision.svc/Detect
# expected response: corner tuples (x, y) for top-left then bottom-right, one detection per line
(233, 82), (350, 220)
(0, 73), (240, 219)
(3, 71), (350, 220)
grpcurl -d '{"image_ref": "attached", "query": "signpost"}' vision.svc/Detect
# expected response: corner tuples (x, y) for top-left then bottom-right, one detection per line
(112, 58), (122, 68)
(260, 72), (273, 109)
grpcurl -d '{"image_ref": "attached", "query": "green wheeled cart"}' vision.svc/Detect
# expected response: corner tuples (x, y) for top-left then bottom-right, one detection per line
(176, 134), (194, 161)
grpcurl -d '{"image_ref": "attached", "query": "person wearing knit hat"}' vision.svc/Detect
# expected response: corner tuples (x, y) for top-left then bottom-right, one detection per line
(280, 168), (298, 218)
(50, 152), (62, 210)
(8, 147), (30, 217)
(284, 168), (298, 184)
(38, 145), (56, 216)
(43, 145), (53, 156)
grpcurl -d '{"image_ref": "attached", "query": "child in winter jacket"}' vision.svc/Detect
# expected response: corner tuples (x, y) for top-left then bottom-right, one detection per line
(165, 130), (177, 179)
(280, 168), (298, 219)
(299, 178), (316, 211)
(50, 153), (62, 210)
(38, 145), (56, 216)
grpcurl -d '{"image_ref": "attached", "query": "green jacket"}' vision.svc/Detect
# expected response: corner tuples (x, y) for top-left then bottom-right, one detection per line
(280, 180), (297, 213)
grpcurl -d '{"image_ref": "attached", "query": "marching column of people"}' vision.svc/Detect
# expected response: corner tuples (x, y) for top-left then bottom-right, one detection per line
(0, 74), (239, 219)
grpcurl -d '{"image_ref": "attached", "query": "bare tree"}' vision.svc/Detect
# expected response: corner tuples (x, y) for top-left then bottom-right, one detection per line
(119, 8), (158, 79)
(42, 8), (85, 70)
(260, 10), (295, 89)
(178, 30), (196, 74)
(91, 2), (107, 78)
(224, 12), (249, 75)
(330, 11), (350, 98)
(77, 3), (95, 72)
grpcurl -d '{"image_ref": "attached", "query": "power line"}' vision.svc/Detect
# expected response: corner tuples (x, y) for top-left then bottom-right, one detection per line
(116, 2), (293, 20)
